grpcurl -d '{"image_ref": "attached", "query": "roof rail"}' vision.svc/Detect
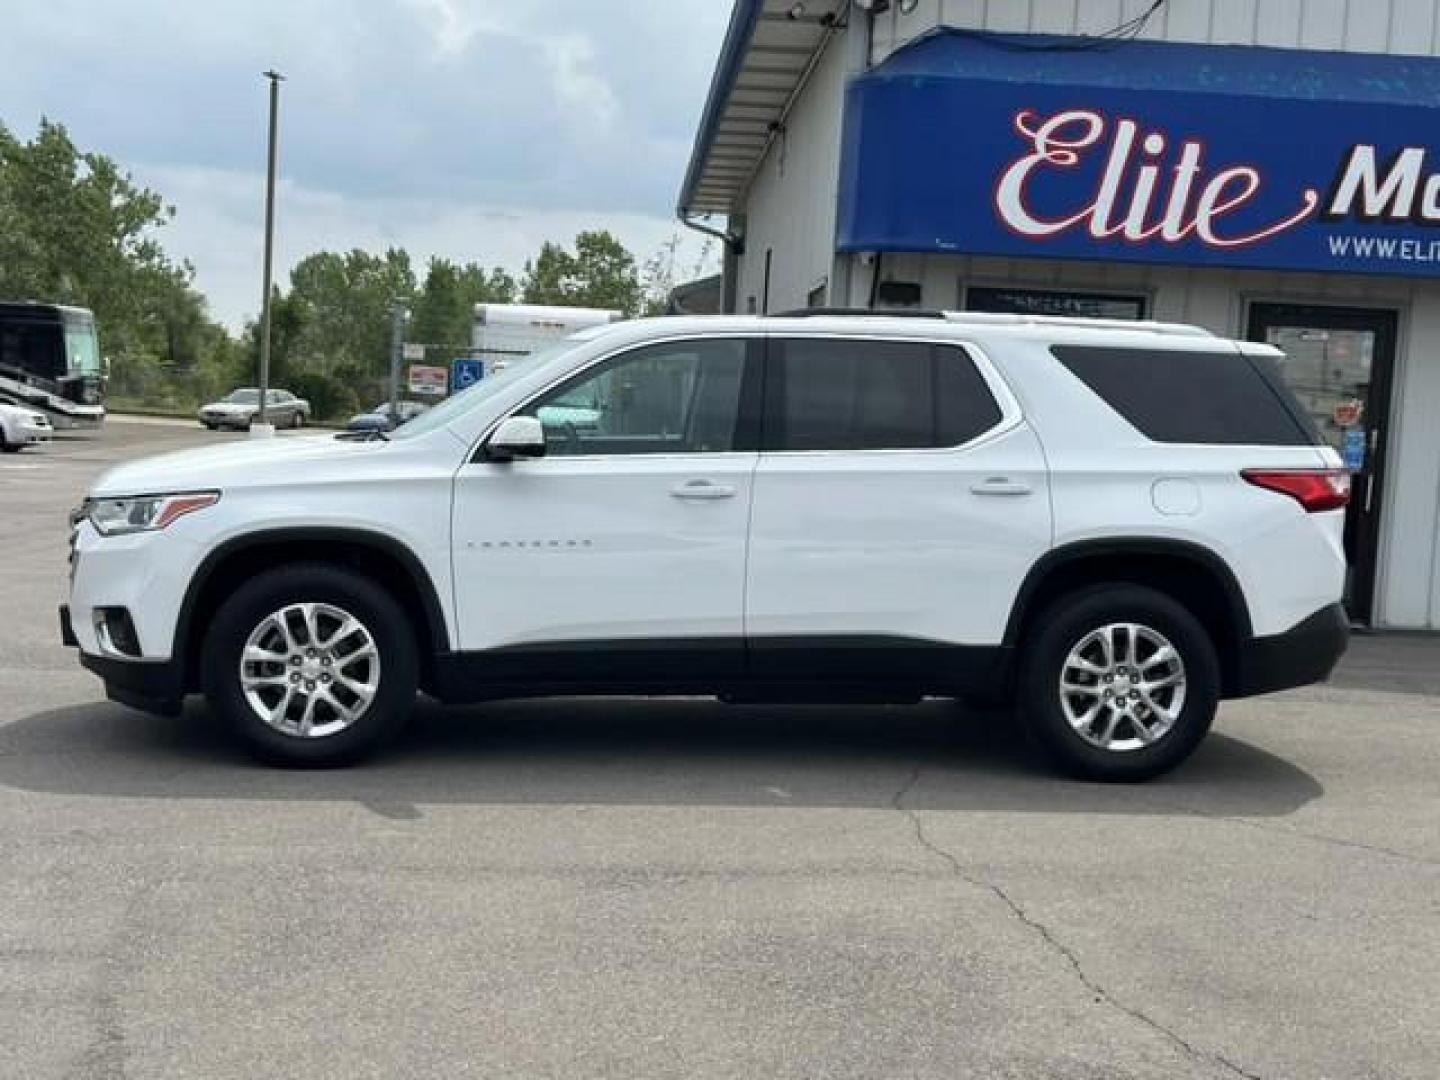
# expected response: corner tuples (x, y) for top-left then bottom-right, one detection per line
(768, 307), (947, 319)
(764, 307), (1212, 337)
(939, 311), (1214, 338)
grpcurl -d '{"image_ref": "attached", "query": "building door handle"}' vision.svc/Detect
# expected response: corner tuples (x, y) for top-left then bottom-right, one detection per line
(670, 479), (737, 501)
(970, 477), (1032, 497)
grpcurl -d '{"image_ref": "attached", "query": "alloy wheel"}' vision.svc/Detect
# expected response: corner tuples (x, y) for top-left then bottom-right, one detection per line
(1058, 622), (1187, 752)
(239, 602), (381, 738)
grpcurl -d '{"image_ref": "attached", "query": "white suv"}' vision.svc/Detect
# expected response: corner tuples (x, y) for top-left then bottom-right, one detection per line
(61, 313), (1350, 780)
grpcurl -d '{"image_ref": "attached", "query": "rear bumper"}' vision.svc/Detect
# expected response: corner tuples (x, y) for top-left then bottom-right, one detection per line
(1231, 603), (1349, 698)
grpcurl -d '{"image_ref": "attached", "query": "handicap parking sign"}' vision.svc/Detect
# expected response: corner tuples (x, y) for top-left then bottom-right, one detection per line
(1342, 428), (1366, 471)
(452, 359), (484, 391)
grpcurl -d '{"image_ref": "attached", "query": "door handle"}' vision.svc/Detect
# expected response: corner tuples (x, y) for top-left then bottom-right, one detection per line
(670, 479), (737, 501)
(970, 477), (1032, 497)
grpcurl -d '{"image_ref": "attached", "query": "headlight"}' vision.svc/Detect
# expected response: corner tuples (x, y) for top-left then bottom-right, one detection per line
(85, 492), (220, 536)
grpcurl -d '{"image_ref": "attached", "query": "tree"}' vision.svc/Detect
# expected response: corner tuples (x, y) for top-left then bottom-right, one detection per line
(522, 230), (644, 316)
(0, 118), (225, 375)
(410, 258), (517, 354)
(283, 247), (416, 376)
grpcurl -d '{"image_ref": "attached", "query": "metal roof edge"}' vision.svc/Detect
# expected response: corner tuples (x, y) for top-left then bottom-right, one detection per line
(676, 0), (766, 217)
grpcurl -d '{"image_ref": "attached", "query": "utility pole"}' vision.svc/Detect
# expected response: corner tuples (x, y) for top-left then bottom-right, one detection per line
(389, 302), (408, 425)
(255, 69), (284, 437)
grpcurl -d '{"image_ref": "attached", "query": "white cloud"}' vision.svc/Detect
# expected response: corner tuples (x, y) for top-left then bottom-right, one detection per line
(138, 164), (718, 330)
(546, 35), (622, 134)
(1, 0), (735, 328)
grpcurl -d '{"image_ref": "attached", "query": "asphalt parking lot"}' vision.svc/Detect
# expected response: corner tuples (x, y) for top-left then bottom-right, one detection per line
(2, 418), (1437, 1079)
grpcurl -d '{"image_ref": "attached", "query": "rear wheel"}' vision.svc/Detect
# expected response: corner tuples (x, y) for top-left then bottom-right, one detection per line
(1018, 584), (1219, 782)
(202, 564), (417, 765)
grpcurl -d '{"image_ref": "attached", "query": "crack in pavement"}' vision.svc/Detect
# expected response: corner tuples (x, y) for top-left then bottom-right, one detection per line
(890, 764), (1264, 1080)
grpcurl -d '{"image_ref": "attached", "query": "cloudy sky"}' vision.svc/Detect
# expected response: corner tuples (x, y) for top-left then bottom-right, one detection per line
(2, 0), (733, 328)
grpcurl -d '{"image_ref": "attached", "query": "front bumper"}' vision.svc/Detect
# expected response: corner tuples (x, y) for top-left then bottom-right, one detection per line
(14, 420), (51, 445)
(1231, 603), (1349, 698)
(199, 411), (252, 427)
(61, 604), (184, 716)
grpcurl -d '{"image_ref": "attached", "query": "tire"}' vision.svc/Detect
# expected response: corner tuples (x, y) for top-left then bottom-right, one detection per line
(1, 431), (19, 453)
(202, 422), (217, 431)
(1017, 584), (1219, 782)
(202, 563), (418, 766)
(292, 410), (305, 429)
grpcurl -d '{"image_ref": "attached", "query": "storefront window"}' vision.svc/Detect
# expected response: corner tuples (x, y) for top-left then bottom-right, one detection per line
(966, 287), (1146, 321)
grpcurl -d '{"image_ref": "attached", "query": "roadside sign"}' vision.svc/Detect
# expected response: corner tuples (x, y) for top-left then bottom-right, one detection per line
(407, 364), (449, 397)
(452, 358), (485, 391)
(402, 342), (426, 363)
(1342, 429), (1367, 471)
(1333, 399), (1363, 427)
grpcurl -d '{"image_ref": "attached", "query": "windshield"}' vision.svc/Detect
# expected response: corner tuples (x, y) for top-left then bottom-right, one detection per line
(391, 339), (583, 440)
(224, 389), (260, 404)
(61, 314), (101, 377)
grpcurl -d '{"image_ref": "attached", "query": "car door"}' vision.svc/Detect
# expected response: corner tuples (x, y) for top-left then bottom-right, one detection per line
(451, 335), (761, 682)
(745, 335), (1051, 683)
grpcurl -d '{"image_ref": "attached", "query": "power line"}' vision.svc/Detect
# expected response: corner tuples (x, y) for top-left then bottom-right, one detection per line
(962, 0), (1170, 53)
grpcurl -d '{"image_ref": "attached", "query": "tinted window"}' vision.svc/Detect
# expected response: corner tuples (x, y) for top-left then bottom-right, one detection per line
(1052, 346), (1322, 446)
(522, 338), (749, 456)
(767, 339), (1002, 451)
(968, 287), (1146, 321)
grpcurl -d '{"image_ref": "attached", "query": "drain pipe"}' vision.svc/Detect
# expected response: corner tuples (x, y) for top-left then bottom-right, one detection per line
(679, 211), (744, 314)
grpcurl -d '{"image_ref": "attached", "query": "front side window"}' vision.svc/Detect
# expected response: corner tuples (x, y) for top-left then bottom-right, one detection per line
(520, 338), (749, 456)
(766, 339), (1003, 452)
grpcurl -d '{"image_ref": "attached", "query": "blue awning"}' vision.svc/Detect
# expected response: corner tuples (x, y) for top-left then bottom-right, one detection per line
(838, 31), (1440, 278)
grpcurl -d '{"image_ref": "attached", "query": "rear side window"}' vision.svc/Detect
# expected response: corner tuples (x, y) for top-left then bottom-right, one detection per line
(1052, 346), (1322, 446)
(766, 339), (1003, 451)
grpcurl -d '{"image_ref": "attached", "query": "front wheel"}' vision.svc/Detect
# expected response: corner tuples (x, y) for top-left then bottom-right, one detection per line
(291, 410), (304, 429)
(1018, 585), (1219, 782)
(202, 564), (418, 765)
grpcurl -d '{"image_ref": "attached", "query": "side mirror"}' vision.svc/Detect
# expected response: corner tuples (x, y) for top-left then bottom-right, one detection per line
(484, 415), (547, 462)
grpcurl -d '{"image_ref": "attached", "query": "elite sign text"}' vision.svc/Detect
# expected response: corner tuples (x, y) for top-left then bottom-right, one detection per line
(838, 34), (1440, 277)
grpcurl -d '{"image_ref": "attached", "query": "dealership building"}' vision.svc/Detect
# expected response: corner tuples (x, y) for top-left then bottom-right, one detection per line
(679, 0), (1440, 630)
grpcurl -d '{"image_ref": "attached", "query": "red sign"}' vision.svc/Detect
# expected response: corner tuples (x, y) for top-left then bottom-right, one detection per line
(1333, 400), (1364, 428)
(407, 364), (449, 397)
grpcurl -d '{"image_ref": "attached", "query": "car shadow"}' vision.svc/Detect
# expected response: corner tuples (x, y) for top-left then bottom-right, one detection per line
(0, 696), (1322, 819)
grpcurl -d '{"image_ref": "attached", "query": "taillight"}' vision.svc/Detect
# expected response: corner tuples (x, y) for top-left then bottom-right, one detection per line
(1241, 469), (1351, 512)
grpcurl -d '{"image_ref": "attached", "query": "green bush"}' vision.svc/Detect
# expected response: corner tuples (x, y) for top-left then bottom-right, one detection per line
(289, 372), (362, 422)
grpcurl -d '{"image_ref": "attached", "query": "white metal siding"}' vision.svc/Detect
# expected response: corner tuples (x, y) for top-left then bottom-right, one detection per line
(871, 0), (1440, 56)
(733, 33), (849, 315)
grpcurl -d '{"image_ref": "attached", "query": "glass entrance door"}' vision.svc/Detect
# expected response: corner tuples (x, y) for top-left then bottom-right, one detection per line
(1246, 304), (1398, 625)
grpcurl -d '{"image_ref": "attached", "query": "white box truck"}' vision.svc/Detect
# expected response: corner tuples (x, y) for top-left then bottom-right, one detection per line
(472, 304), (622, 374)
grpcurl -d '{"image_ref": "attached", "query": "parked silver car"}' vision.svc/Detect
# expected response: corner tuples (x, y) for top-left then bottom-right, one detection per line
(199, 389), (311, 431)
